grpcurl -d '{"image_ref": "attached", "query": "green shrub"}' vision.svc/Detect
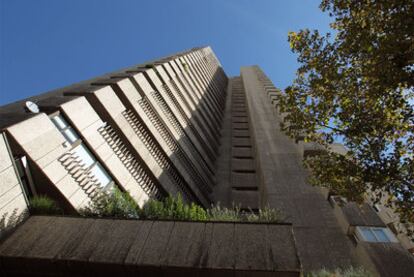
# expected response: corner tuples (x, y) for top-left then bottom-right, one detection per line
(80, 192), (284, 223)
(208, 202), (242, 221)
(80, 188), (139, 219)
(141, 196), (284, 223)
(140, 194), (208, 221)
(258, 205), (284, 222)
(308, 267), (372, 277)
(207, 204), (284, 223)
(0, 208), (28, 239)
(29, 195), (62, 215)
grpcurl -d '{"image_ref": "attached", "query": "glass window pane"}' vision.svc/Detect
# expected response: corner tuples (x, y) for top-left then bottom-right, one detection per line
(62, 127), (79, 144)
(360, 227), (377, 242)
(51, 115), (68, 130)
(373, 228), (390, 242)
(73, 144), (95, 167)
(90, 163), (112, 188)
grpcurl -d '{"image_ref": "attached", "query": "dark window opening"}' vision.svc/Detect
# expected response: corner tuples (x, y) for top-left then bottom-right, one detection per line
(14, 156), (36, 197)
(232, 169), (256, 174)
(232, 186), (258, 191)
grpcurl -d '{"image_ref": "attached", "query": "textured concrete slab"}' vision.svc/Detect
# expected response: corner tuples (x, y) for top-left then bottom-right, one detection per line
(88, 219), (140, 264)
(341, 203), (386, 227)
(293, 226), (356, 270)
(124, 220), (154, 265)
(232, 147), (253, 158)
(232, 117), (249, 123)
(231, 190), (259, 209)
(0, 133), (28, 226)
(206, 223), (235, 269)
(232, 158), (255, 172)
(232, 137), (251, 147)
(62, 218), (117, 262)
(232, 123), (249, 129)
(235, 224), (272, 270)
(241, 66), (360, 272)
(361, 242), (414, 277)
(161, 221), (207, 268)
(0, 216), (300, 276)
(231, 172), (257, 188)
(0, 216), (55, 257)
(137, 221), (175, 266)
(214, 77), (260, 209)
(233, 129), (250, 138)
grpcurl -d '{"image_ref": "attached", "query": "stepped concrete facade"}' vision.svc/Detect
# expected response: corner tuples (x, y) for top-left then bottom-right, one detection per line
(0, 47), (413, 276)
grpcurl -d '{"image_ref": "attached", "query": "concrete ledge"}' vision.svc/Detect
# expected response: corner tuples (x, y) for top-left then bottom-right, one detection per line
(0, 216), (301, 276)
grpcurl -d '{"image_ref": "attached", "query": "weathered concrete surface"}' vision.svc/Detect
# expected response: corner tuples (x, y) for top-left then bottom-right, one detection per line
(6, 114), (91, 210)
(341, 203), (386, 227)
(61, 97), (150, 206)
(0, 134), (28, 229)
(241, 66), (414, 276)
(212, 80), (233, 206)
(0, 216), (301, 276)
(240, 66), (360, 272)
(359, 242), (414, 277)
(213, 77), (259, 209)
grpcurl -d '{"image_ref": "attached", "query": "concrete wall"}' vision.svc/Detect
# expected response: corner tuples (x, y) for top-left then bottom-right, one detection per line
(80, 47), (228, 207)
(112, 77), (211, 205)
(60, 97), (150, 206)
(0, 133), (28, 227)
(248, 65), (414, 275)
(72, 76), (218, 206)
(6, 114), (90, 210)
(367, 195), (414, 253)
(86, 86), (181, 197)
(0, 46), (228, 211)
(241, 66), (360, 272)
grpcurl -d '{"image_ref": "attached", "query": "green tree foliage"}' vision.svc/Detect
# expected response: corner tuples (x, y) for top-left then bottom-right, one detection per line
(278, 0), (414, 236)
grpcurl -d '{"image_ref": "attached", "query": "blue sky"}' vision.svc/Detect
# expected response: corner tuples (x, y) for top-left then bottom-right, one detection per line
(0, 0), (331, 106)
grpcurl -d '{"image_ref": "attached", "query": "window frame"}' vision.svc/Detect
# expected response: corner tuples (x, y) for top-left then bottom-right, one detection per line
(328, 195), (348, 207)
(50, 112), (81, 146)
(14, 155), (36, 197)
(355, 226), (398, 243)
(372, 204), (381, 213)
(49, 111), (115, 190)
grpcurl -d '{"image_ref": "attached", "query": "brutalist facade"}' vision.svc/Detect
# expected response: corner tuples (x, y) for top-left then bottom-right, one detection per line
(0, 47), (413, 276)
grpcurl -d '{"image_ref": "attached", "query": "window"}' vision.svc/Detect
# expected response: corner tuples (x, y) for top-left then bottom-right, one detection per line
(51, 113), (113, 189)
(14, 155), (36, 197)
(51, 114), (79, 144)
(73, 144), (95, 167)
(329, 195), (347, 207)
(355, 226), (398, 243)
(90, 162), (112, 188)
(373, 204), (381, 213)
